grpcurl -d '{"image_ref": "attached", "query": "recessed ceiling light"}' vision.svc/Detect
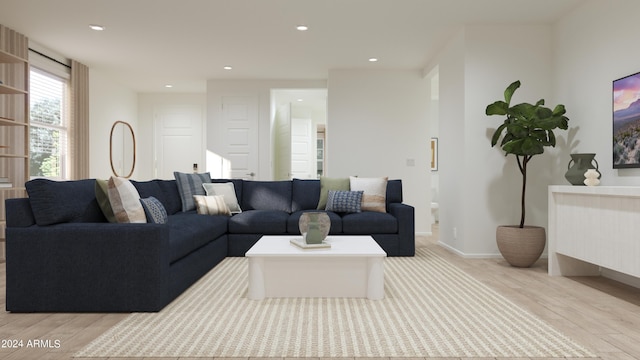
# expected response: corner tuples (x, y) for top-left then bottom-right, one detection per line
(369, 58), (378, 62)
(164, 84), (173, 88)
(296, 25), (308, 31)
(89, 24), (105, 31)
(297, 98), (304, 102)
(223, 66), (233, 70)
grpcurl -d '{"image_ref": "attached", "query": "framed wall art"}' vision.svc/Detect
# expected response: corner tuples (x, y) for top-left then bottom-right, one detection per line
(613, 71), (640, 168)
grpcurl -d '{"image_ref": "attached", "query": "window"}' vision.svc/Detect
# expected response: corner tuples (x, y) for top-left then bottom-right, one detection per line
(29, 67), (69, 179)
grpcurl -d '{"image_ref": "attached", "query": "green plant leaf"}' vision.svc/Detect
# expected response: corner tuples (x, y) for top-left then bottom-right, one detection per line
(486, 101), (508, 116)
(559, 115), (569, 129)
(509, 103), (537, 120)
(506, 123), (528, 138)
(521, 137), (544, 155)
(504, 80), (521, 105)
(491, 123), (506, 147)
(552, 104), (566, 116)
(535, 106), (553, 119)
(548, 130), (556, 147)
(501, 132), (515, 147)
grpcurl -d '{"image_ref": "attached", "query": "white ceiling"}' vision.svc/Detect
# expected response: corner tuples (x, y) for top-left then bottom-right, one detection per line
(0, 0), (583, 93)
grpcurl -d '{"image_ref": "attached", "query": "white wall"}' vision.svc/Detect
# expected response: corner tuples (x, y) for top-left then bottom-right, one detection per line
(89, 69), (138, 180)
(554, 0), (640, 184)
(326, 69), (431, 234)
(434, 25), (554, 256)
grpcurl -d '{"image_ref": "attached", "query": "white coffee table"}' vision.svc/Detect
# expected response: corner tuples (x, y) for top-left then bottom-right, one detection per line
(245, 235), (386, 300)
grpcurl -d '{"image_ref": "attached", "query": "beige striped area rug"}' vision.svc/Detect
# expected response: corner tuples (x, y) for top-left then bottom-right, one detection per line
(75, 248), (595, 358)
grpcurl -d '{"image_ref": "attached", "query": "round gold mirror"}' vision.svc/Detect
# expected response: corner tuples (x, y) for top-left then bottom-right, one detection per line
(109, 121), (136, 178)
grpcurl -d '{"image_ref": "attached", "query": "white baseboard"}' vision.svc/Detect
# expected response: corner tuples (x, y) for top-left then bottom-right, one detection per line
(437, 241), (502, 259)
(601, 268), (640, 288)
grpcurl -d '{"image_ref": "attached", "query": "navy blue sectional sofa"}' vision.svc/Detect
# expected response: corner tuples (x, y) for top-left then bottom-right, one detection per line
(5, 178), (415, 313)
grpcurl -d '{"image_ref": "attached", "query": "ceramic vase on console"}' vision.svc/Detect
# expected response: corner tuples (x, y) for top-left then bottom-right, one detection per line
(565, 153), (600, 185)
(299, 212), (331, 244)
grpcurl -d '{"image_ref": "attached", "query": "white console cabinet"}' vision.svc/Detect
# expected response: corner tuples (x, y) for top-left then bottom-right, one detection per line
(548, 186), (640, 278)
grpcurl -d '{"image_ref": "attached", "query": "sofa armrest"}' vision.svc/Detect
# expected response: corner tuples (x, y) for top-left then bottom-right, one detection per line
(388, 203), (415, 256)
(6, 223), (171, 312)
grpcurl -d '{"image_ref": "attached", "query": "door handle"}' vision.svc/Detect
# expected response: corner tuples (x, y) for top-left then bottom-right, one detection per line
(246, 172), (255, 178)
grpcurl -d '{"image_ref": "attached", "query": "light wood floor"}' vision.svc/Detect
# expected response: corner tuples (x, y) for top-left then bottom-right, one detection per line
(1, 225), (640, 360)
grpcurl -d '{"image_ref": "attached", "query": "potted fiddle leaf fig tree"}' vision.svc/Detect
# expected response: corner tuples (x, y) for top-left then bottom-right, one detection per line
(485, 80), (569, 267)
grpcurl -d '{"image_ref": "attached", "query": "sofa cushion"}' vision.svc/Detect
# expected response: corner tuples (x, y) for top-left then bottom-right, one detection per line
(174, 171), (212, 212)
(167, 211), (228, 263)
(317, 176), (350, 210)
(132, 180), (166, 205)
(140, 196), (168, 224)
(342, 211), (398, 234)
(292, 179), (320, 212)
(193, 195), (231, 216)
(241, 181), (292, 212)
(156, 180), (182, 215)
(350, 176), (388, 213)
(228, 210), (289, 234)
(326, 190), (363, 213)
(386, 179), (403, 205)
(203, 182), (242, 214)
(25, 178), (106, 226)
(287, 210), (343, 234)
(108, 176), (147, 223)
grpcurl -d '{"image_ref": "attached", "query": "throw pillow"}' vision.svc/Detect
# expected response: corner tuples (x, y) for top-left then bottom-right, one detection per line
(202, 182), (242, 214)
(325, 190), (363, 213)
(316, 176), (350, 210)
(95, 179), (117, 223)
(350, 176), (388, 213)
(193, 195), (231, 216)
(107, 176), (147, 223)
(140, 196), (168, 224)
(174, 171), (212, 212)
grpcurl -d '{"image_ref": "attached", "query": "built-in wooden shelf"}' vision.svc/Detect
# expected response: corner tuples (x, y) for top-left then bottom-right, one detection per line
(0, 187), (26, 192)
(0, 83), (27, 95)
(0, 30), (29, 265)
(0, 153), (28, 159)
(0, 117), (27, 126)
(0, 49), (27, 63)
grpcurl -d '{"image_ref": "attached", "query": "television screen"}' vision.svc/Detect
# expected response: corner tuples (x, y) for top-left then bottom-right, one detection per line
(613, 71), (640, 168)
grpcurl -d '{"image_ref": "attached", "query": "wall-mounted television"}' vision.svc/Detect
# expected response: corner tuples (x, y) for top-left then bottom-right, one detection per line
(613, 71), (640, 168)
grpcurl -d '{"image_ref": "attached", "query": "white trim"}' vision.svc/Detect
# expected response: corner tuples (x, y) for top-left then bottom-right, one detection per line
(28, 41), (71, 79)
(437, 241), (502, 259)
(601, 268), (640, 289)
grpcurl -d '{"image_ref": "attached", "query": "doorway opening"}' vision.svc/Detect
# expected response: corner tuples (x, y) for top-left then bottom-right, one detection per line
(271, 89), (327, 180)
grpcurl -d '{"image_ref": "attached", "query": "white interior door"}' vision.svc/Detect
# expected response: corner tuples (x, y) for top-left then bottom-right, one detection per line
(290, 118), (314, 179)
(221, 96), (259, 179)
(154, 104), (204, 179)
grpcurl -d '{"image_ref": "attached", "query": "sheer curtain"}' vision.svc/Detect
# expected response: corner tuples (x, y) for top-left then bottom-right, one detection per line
(70, 60), (89, 179)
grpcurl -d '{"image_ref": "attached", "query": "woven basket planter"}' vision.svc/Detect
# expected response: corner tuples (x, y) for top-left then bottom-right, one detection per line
(496, 225), (546, 268)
